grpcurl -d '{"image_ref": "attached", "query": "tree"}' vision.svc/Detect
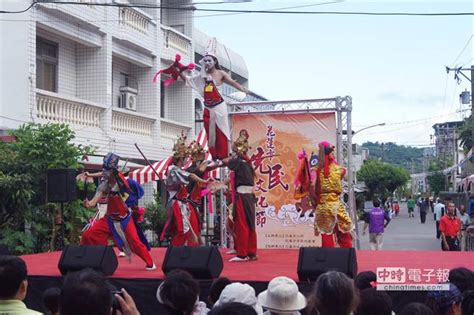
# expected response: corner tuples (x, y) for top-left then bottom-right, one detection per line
(458, 115), (473, 154)
(0, 123), (94, 254)
(357, 159), (410, 200)
(426, 156), (450, 195)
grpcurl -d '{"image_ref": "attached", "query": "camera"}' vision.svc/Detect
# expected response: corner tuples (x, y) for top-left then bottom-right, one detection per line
(111, 290), (124, 314)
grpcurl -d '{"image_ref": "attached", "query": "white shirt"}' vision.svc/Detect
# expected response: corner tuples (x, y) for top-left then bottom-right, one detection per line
(460, 212), (471, 230)
(433, 203), (444, 221)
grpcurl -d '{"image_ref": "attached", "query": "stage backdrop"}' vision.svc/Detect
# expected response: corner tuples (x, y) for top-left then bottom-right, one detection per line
(231, 112), (337, 249)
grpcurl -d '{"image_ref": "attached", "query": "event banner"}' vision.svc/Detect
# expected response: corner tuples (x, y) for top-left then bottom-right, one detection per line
(231, 112), (337, 249)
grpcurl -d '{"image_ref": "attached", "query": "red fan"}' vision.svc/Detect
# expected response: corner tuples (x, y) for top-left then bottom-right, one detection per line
(152, 53), (195, 87)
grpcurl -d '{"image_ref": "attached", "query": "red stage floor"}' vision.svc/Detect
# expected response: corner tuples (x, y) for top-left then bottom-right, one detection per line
(21, 248), (474, 282)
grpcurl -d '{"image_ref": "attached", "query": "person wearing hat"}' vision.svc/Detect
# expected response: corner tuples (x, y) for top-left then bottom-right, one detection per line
(425, 283), (462, 315)
(179, 38), (248, 160)
(258, 276), (307, 315)
(219, 130), (257, 262)
(311, 141), (353, 248)
(162, 134), (211, 247)
(81, 153), (156, 270)
(213, 282), (263, 315)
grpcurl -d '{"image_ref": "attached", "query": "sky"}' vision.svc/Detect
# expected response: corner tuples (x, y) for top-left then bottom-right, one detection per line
(194, 0), (473, 147)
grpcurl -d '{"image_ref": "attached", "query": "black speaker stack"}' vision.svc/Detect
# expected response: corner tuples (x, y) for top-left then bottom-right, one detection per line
(47, 168), (77, 203)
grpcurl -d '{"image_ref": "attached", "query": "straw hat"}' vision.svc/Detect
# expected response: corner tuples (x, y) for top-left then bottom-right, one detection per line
(257, 276), (307, 313)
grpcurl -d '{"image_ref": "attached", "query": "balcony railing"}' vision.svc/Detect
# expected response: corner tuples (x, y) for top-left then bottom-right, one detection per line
(161, 25), (191, 55)
(112, 110), (154, 137)
(36, 90), (104, 128)
(119, 7), (150, 34)
(160, 118), (191, 139)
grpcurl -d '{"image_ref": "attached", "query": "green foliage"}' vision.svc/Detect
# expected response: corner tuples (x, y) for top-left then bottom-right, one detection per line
(142, 193), (168, 247)
(426, 156), (450, 195)
(357, 159), (410, 199)
(458, 116), (473, 154)
(0, 123), (94, 254)
(361, 142), (426, 174)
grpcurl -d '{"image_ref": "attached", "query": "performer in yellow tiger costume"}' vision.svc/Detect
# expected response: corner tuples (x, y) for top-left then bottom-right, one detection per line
(312, 141), (353, 248)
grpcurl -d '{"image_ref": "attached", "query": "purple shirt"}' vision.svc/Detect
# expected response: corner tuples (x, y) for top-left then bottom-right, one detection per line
(365, 207), (390, 234)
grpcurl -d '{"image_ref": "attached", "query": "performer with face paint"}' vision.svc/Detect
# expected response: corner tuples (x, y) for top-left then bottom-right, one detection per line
(312, 141), (353, 248)
(179, 38), (248, 160)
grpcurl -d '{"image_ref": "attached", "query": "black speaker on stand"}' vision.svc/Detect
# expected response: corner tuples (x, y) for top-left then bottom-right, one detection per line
(47, 169), (77, 249)
(297, 247), (358, 282)
(162, 246), (223, 279)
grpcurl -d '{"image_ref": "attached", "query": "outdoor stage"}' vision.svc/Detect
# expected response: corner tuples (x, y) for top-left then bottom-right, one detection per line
(22, 248), (474, 314)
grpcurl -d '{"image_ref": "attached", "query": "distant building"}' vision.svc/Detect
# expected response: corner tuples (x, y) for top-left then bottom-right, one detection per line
(432, 121), (463, 158)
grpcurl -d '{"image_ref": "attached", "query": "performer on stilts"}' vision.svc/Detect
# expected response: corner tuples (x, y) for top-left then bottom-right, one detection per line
(219, 130), (257, 262)
(81, 153), (156, 270)
(312, 141), (353, 248)
(179, 38), (248, 160)
(162, 134), (210, 247)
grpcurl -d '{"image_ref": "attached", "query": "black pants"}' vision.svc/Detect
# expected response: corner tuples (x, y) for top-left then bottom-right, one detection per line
(436, 221), (441, 239)
(420, 211), (426, 223)
(442, 236), (460, 251)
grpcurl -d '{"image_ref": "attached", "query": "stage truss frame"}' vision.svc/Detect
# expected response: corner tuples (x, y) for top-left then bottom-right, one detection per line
(210, 96), (359, 249)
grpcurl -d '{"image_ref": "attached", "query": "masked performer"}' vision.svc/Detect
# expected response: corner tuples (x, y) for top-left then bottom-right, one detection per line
(162, 135), (210, 247)
(220, 130), (257, 262)
(312, 141), (353, 248)
(179, 38), (248, 160)
(81, 153), (156, 270)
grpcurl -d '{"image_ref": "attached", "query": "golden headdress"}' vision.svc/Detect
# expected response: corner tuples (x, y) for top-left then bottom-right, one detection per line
(188, 141), (207, 162)
(172, 132), (188, 159)
(232, 129), (251, 154)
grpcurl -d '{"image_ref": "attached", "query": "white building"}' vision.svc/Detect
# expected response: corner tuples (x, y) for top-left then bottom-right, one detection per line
(1, 0), (260, 165)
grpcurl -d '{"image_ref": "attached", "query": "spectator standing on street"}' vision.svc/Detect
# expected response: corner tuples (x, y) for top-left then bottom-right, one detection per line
(434, 198), (445, 239)
(407, 196), (415, 218)
(418, 197), (429, 224)
(459, 205), (471, 251)
(363, 199), (391, 250)
(440, 202), (461, 251)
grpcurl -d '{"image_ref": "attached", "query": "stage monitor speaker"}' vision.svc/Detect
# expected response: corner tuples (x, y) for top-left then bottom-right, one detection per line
(162, 246), (223, 279)
(47, 169), (77, 203)
(58, 245), (118, 276)
(297, 247), (357, 282)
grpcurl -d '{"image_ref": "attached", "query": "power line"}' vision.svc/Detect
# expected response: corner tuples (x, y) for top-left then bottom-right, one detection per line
(1, 1), (474, 16)
(450, 34), (474, 67)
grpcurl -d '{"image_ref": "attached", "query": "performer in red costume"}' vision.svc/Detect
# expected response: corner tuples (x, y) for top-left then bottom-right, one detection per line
(162, 135), (210, 246)
(220, 130), (257, 262)
(81, 153), (156, 270)
(311, 141), (353, 248)
(179, 38), (248, 160)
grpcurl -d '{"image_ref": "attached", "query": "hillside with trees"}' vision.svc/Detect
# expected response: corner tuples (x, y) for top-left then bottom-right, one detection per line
(361, 142), (427, 174)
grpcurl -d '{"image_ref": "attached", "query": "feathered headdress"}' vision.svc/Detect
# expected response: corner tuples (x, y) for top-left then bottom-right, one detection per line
(318, 141), (336, 177)
(173, 132), (189, 159)
(232, 129), (251, 155)
(188, 140), (207, 162)
(204, 37), (218, 58)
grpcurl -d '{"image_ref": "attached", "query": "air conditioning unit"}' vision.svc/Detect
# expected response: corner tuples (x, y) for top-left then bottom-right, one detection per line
(119, 86), (138, 111)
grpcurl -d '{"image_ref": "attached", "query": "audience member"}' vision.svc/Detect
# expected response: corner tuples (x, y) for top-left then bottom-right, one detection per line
(213, 282), (263, 314)
(257, 276), (306, 315)
(354, 288), (392, 315)
(461, 290), (474, 315)
(425, 283), (462, 315)
(305, 271), (357, 315)
(354, 271), (377, 291)
(208, 277), (232, 307)
(42, 287), (60, 315)
(449, 268), (474, 293)
(0, 255), (41, 314)
(209, 302), (257, 315)
(157, 269), (208, 315)
(399, 302), (434, 315)
(60, 268), (139, 315)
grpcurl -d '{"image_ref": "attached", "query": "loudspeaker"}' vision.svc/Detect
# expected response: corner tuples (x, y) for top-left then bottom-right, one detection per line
(58, 245), (118, 276)
(162, 246), (223, 279)
(47, 169), (77, 203)
(297, 247), (357, 282)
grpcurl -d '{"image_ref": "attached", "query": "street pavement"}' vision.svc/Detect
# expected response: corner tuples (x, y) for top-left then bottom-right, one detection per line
(356, 202), (441, 251)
